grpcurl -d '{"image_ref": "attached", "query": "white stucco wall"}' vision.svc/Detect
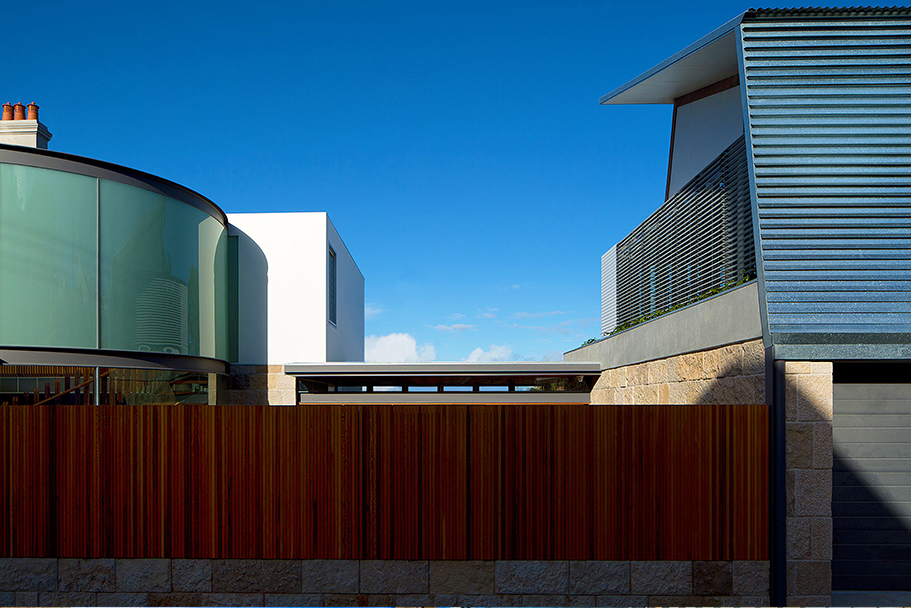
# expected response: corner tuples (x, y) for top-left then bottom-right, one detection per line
(668, 86), (743, 197)
(228, 212), (364, 365)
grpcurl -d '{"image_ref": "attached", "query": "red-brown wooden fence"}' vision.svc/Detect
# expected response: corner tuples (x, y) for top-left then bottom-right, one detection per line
(0, 403), (767, 560)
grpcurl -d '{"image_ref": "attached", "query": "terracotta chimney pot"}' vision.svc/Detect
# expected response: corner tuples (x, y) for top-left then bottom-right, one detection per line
(1, 104), (12, 121)
(27, 103), (39, 121)
(13, 103), (26, 120)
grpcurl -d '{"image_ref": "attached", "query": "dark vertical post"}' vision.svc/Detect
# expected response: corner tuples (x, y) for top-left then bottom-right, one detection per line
(767, 346), (786, 606)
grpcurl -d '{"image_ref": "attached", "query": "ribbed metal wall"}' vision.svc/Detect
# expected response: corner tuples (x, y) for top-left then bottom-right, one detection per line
(601, 245), (617, 335)
(741, 10), (911, 351)
(611, 136), (755, 329)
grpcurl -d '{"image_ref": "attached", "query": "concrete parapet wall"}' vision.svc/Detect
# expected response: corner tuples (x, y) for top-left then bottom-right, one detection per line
(0, 558), (769, 607)
(590, 338), (766, 405)
(565, 281), (762, 370)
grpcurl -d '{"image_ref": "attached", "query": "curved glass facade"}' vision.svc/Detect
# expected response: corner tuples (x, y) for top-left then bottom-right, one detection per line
(0, 162), (227, 361)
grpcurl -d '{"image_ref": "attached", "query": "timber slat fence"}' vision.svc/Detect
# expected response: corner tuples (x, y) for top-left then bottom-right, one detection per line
(0, 404), (767, 560)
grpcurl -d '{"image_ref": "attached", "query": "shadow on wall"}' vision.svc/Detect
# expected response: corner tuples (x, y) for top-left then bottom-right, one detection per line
(230, 226), (268, 364)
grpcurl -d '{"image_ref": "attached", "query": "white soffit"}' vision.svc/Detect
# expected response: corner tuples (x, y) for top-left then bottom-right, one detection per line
(600, 14), (743, 105)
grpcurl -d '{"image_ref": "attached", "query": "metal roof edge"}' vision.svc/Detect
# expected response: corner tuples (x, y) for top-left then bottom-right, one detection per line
(598, 11), (745, 105)
(284, 361), (603, 376)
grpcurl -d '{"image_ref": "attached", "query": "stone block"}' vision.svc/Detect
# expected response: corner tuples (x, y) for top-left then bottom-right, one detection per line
(648, 359), (668, 384)
(613, 368), (628, 389)
(429, 560), (493, 594)
(633, 384), (658, 405)
(203, 593), (265, 606)
(268, 374), (295, 391)
(212, 560), (300, 594)
(786, 517), (811, 560)
(618, 387), (634, 405)
(593, 373), (611, 391)
(395, 594), (458, 607)
(665, 357), (679, 382)
(496, 561), (568, 594)
(96, 592), (149, 606)
(265, 593), (322, 607)
(172, 559), (211, 592)
(680, 353), (705, 381)
(786, 595), (831, 608)
(267, 390), (296, 405)
(648, 596), (722, 607)
(569, 561), (629, 595)
(37, 592), (96, 607)
(797, 375), (833, 421)
(58, 558), (116, 592)
(117, 558), (171, 592)
(720, 596), (769, 607)
(456, 594), (524, 607)
(693, 561), (732, 596)
(811, 362), (833, 376)
(785, 361), (812, 375)
(668, 382), (688, 405)
(629, 561), (691, 595)
(795, 470), (832, 517)
(720, 344), (744, 377)
(324, 594), (395, 607)
(702, 348), (725, 379)
(813, 424), (833, 470)
(732, 561), (769, 596)
(0, 591), (13, 606)
(786, 374), (798, 421)
(301, 560), (358, 593)
(793, 561), (831, 596)
(717, 376), (761, 405)
(149, 592), (202, 606)
(786, 423), (814, 469)
(658, 384), (670, 405)
(0, 558), (57, 592)
(521, 594), (598, 606)
(359, 560), (428, 594)
(786, 470), (796, 517)
(630, 363), (648, 387)
(597, 595), (648, 607)
(812, 518), (833, 560)
(14, 591), (39, 607)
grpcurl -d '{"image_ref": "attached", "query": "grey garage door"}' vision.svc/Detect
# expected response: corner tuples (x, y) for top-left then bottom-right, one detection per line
(834, 383), (911, 591)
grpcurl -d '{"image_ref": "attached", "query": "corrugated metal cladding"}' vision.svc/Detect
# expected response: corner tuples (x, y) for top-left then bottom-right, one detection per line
(740, 9), (911, 357)
(601, 245), (617, 335)
(612, 136), (755, 329)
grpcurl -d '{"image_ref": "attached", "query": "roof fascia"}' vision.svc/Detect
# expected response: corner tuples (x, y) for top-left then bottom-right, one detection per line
(599, 12), (745, 105)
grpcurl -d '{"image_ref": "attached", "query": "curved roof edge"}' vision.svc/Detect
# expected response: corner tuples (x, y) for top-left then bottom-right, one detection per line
(0, 143), (228, 225)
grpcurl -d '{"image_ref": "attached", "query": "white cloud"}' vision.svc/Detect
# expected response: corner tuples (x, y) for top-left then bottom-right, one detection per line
(465, 344), (514, 362)
(364, 304), (385, 320)
(446, 312), (466, 320)
(477, 307), (498, 319)
(499, 284), (521, 291)
(365, 333), (436, 362)
(513, 310), (565, 319)
(433, 323), (478, 332)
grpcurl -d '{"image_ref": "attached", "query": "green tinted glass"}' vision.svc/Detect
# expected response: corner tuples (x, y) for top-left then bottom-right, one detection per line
(0, 165), (97, 348)
(99, 180), (226, 359)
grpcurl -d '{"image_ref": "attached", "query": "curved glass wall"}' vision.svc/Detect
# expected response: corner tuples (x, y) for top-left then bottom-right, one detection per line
(0, 163), (227, 361)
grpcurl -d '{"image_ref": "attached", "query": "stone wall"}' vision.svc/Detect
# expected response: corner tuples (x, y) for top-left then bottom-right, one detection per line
(590, 339), (766, 405)
(784, 361), (833, 607)
(211, 366), (296, 405)
(0, 558), (769, 607)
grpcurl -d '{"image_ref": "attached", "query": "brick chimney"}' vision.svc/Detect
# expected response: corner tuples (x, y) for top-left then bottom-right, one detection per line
(0, 101), (53, 149)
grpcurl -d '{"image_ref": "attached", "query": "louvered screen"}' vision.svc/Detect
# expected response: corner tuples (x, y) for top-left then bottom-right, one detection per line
(611, 135), (755, 330)
(741, 10), (911, 350)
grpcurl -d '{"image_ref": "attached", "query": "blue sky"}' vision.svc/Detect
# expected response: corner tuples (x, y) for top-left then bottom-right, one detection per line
(5, 1), (808, 361)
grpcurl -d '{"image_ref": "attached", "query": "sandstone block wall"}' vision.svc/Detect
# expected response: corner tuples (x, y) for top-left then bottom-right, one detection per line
(590, 339), (766, 405)
(211, 366), (296, 406)
(784, 361), (833, 607)
(0, 558), (769, 607)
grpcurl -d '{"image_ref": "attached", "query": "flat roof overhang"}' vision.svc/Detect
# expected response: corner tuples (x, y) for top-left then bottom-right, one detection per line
(599, 13), (743, 105)
(284, 361), (603, 404)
